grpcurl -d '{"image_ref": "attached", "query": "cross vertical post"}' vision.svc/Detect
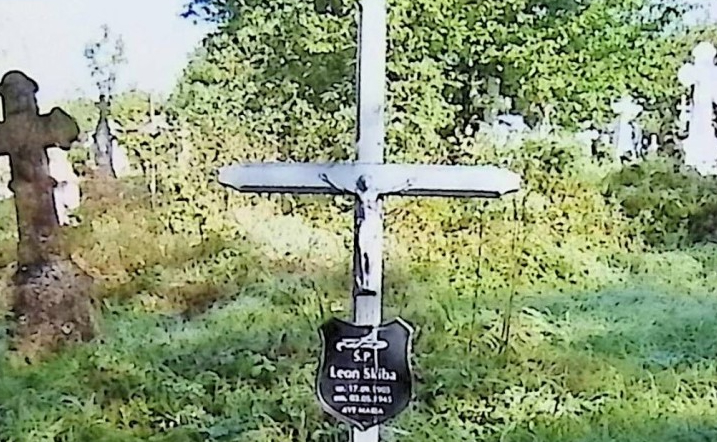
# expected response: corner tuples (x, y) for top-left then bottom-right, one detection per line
(353, 0), (386, 323)
(352, 1), (387, 440)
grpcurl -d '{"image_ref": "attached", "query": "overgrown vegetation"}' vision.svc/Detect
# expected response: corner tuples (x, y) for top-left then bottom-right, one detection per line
(2, 0), (717, 440)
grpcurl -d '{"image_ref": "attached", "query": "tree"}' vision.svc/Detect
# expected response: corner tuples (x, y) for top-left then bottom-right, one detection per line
(83, 24), (127, 99)
(173, 0), (705, 146)
(162, 0), (715, 240)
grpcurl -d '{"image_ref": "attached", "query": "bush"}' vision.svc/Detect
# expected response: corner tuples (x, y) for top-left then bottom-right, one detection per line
(605, 156), (717, 248)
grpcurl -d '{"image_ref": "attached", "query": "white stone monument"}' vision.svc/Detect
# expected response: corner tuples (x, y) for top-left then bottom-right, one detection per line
(483, 77), (509, 124)
(678, 41), (717, 175)
(0, 156), (11, 200)
(537, 104), (555, 137)
(646, 134), (659, 155)
(575, 121), (601, 156)
(611, 95), (643, 161)
(110, 138), (131, 178)
(47, 147), (81, 226)
(490, 112), (528, 148)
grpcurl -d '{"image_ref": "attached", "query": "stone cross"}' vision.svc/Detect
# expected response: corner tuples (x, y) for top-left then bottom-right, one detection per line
(218, 1), (520, 440)
(0, 70), (95, 355)
(611, 95), (643, 161)
(92, 94), (115, 178)
(678, 41), (717, 174)
(0, 71), (79, 264)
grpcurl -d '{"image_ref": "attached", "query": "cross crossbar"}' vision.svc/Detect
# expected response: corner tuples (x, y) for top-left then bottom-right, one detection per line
(218, 163), (520, 198)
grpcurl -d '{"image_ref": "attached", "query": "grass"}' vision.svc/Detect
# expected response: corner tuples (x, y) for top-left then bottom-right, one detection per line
(2, 179), (717, 441)
(3, 282), (717, 441)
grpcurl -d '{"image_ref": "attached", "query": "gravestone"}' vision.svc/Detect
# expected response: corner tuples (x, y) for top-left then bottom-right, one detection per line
(575, 122), (601, 157)
(678, 41), (717, 175)
(47, 147), (81, 226)
(138, 94), (170, 137)
(482, 77), (509, 124)
(217, 1), (521, 440)
(646, 134), (659, 155)
(176, 122), (193, 168)
(0, 71), (95, 355)
(496, 112), (528, 132)
(537, 104), (555, 137)
(487, 97), (527, 148)
(610, 95), (643, 162)
(91, 94), (115, 178)
(0, 96), (11, 199)
(110, 138), (131, 178)
(104, 117), (132, 178)
(137, 94), (170, 206)
(492, 112), (528, 148)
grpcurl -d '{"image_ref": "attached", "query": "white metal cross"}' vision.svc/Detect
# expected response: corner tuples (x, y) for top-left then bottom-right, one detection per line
(217, 0), (521, 440)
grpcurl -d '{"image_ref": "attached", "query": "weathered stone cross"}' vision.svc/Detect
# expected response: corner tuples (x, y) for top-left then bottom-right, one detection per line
(92, 94), (115, 178)
(0, 71), (78, 264)
(0, 70), (95, 355)
(218, 1), (520, 440)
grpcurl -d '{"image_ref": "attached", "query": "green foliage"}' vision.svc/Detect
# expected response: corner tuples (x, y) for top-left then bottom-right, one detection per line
(58, 90), (164, 177)
(159, 0), (717, 252)
(605, 156), (717, 247)
(60, 98), (99, 134)
(179, 0), (704, 131)
(3, 229), (717, 440)
(2, 129), (717, 440)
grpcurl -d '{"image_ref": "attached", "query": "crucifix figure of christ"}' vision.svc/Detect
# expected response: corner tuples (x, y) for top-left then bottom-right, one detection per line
(217, 1), (521, 441)
(0, 71), (95, 356)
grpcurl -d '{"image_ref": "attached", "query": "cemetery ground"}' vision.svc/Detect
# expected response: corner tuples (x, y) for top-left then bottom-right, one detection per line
(3, 158), (717, 441)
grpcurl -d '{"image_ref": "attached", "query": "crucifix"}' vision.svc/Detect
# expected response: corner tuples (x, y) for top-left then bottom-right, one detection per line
(217, 1), (521, 440)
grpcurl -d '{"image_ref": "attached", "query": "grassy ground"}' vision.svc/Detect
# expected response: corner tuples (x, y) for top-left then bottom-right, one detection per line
(2, 182), (717, 441)
(3, 283), (717, 441)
